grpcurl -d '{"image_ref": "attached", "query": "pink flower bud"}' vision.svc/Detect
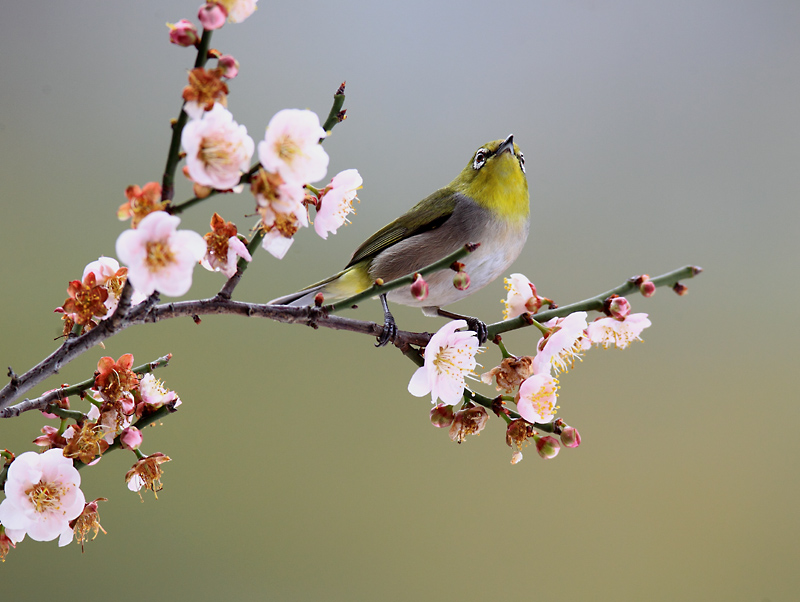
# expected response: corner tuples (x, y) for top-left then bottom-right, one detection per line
(119, 426), (143, 451)
(639, 277), (656, 297)
(535, 435), (560, 459)
(560, 426), (581, 448)
(429, 404), (455, 428)
(410, 273), (428, 301)
(167, 19), (199, 46)
(218, 55), (239, 78)
(198, 2), (228, 30)
(608, 296), (631, 319)
(453, 270), (470, 291)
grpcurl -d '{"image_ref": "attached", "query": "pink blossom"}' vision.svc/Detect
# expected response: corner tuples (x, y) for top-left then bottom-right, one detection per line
(167, 19), (199, 46)
(587, 313), (651, 349)
(408, 320), (479, 406)
(218, 54), (239, 78)
(201, 236), (252, 278)
(198, 3), (227, 30)
(532, 312), (588, 375)
(503, 273), (548, 319)
(115, 211), (206, 297)
(219, 0), (258, 23)
(261, 228), (295, 259)
(258, 109), (329, 185)
(119, 427), (143, 451)
(0, 449), (85, 545)
(314, 169), (362, 239)
(516, 374), (559, 424)
(181, 104), (254, 191)
(138, 373), (181, 410)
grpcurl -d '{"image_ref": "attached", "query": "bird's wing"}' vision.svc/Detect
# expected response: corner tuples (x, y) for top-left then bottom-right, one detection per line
(345, 188), (458, 268)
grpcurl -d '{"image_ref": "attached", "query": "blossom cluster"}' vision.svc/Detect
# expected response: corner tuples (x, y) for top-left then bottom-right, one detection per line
(408, 272), (651, 464)
(0, 352), (181, 558)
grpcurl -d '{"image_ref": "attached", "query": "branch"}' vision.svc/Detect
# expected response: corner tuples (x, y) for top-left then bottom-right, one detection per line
(488, 265), (702, 339)
(325, 243), (479, 313)
(0, 264), (701, 413)
(0, 355), (172, 418)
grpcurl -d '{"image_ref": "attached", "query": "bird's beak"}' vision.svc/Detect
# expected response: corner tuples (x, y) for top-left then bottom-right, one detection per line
(496, 134), (515, 156)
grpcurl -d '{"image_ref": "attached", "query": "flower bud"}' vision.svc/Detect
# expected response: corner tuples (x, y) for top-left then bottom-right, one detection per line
(560, 426), (581, 448)
(453, 270), (470, 291)
(167, 19), (199, 46)
(673, 282), (688, 296)
(198, 2), (228, 30)
(119, 426), (143, 451)
(608, 296), (631, 319)
(410, 273), (428, 301)
(639, 278), (656, 298)
(535, 435), (560, 459)
(429, 404), (455, 428)
(218, 54), (239, 78)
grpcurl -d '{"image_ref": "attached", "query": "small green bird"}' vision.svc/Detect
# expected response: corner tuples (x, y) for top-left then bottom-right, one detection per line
(269, 134), (530, 345)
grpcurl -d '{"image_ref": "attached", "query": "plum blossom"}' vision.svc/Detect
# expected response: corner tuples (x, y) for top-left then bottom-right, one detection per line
(314, 169), (362, 239)
(408, 320), (479, 406)
(0, 449), (85, 546)
(116, 211), (206, 297)
(516, 373), (559, 424)
(532, 312), (589, 375)
(81, 256), (146, 315)
(182, 104), (254, 190)
(125, 453), (171, 500)
(258, 109), (329, 185)
(251, 168), (308, 259)
(218, 0), (259, 23)
(198, 3), (227, 30)
(136, 373), (181, 416)
(201, 213), (252, 277)
(587, 313), (651, 349)
(503, 273), (550, 320)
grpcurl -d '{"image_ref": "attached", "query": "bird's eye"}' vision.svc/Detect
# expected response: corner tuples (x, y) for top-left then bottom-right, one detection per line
(473, 148), (488, 170)
(518, 152), (525, 174)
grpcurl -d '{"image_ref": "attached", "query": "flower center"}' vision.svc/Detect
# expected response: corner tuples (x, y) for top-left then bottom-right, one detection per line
(145, 240), (175, 272)
(433, 345), (468, 380)
(199, 137), (236, 170)
(26, 481), (62, 513)
(276, 136), (301, 163)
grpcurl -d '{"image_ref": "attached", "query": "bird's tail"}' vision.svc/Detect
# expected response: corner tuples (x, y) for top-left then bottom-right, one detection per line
(267, 265), (372, 306)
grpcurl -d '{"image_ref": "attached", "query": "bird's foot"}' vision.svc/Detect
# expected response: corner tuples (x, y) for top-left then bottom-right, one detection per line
(437, 308), (488, 345)
(375, 313), (398, 347)
(375, 293), (397, 347)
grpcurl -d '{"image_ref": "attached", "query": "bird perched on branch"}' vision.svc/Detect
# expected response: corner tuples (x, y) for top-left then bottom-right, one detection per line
(269, 134), (530, 346)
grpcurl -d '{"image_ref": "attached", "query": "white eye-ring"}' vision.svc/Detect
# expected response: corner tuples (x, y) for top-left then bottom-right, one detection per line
(473, 148), (488, 170)
(518, 152), (525, 174)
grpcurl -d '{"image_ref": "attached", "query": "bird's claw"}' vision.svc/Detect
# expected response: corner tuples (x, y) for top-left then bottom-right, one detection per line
(375, 314), (397, 347)
(466, 317), (488, 345)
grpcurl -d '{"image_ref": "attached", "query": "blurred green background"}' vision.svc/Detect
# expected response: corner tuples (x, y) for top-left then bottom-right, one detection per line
(1, 1), (798, 600)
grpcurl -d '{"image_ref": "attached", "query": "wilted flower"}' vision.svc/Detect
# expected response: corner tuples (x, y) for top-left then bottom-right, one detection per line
(481, 355), (535, 394)
(125, 453), (171, 501)
(69, 498), (108, 552)
(182, 67), (229, 119)
(449, 405), (489, 443)
(117, 182), (168, 228)
(201, 213), (252, 278)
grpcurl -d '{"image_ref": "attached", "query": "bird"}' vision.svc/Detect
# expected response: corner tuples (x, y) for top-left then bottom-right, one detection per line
(268, 134), (530, 346)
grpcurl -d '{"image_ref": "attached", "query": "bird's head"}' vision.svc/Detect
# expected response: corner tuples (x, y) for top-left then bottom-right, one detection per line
(450, 134), (529, 221)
